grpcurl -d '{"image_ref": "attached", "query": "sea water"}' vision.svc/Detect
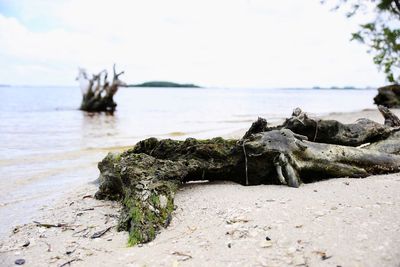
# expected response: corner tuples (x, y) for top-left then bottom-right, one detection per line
(0, 86), (377, 237)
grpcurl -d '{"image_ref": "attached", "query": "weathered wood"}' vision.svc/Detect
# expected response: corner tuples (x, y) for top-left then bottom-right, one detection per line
(95, 110), (400, 245)
(95, 137), (242, 245)
(242, 117), (269, 139)
(78, 64), (125, 112)
(260, 108), (396, 146)
(374, 84), (400, 108)
(244, 129), (400, 186)
(244, 108), (400, 154)
(365, 131), (400, 154)
(378, 105), (400, 127)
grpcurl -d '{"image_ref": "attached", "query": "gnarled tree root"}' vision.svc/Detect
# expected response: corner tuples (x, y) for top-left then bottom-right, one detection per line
(95, 121), (400, 245)
(78, 64), (125, 112)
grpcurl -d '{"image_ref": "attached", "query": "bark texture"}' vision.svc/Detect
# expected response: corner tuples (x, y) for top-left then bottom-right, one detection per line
(268, 108), (395, 146)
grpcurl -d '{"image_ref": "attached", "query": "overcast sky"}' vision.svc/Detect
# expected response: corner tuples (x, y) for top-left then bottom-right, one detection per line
(0, 0), (386, 87)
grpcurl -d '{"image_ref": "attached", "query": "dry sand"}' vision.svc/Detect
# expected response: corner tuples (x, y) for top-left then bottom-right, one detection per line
(1, 109), (400, 267)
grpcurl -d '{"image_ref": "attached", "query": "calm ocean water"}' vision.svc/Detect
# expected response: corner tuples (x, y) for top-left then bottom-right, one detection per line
(0, 86), (377, 237)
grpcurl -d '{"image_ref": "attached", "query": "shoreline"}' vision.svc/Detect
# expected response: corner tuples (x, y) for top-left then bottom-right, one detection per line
(1, 108), (400, 266)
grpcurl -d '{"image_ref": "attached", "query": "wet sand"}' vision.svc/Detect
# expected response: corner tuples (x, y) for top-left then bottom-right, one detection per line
(1, 109), (400, 267)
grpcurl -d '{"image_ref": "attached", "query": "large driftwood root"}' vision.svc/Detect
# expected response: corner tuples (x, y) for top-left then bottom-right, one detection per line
(95, 109), (400, 245)
(77, 64), (125, 112)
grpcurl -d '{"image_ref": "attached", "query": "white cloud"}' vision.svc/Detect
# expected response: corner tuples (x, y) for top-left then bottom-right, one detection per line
(0, 0), (386, 87)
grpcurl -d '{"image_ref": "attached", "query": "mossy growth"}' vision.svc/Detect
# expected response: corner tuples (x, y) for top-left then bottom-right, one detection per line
(121, 181), (178, 247)
(95, 136), (243, 246)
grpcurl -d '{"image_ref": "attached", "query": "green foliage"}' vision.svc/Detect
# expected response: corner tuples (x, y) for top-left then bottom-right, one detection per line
(324, 0), (400, 83)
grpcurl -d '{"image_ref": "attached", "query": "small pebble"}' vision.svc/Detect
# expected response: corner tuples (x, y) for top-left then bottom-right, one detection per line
(265, 236), (271, 241)
(15, 259), (25, 265)
(321, 254), (332, 260)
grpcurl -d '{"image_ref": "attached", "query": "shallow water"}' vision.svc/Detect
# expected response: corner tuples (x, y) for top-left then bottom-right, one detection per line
(0, 86), (377, 238)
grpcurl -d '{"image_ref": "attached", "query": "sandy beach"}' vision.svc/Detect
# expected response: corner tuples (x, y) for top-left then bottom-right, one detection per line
(1, 109), (400, 267)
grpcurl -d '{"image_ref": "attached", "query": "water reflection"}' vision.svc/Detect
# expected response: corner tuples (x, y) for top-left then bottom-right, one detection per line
(81, 111), (119, 148)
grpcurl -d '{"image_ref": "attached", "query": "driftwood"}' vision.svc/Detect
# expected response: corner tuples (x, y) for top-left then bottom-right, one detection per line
(91, 226), (112, 239)
(33, 221), (68, 228)
(95, 137), (241, 245)
(378, 105), (400, 127)
(260, 107), (397, 146)
(95, 107), (400, 245)
(374, 84), (400, 108)
(77, 64), (125, 112)
(365, 131), (400, 154)
(244, 129), (400, 186)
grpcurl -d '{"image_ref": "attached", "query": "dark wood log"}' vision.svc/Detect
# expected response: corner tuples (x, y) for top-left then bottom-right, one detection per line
(78, 64), (125, 112)
(374, 84), (400, 108)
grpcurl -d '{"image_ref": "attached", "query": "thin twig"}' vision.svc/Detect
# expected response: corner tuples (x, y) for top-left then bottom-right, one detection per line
(39, 240), (52, 252)
(172, 251), (192, 261)
(59, 258), (81, 267)
(72, 227), (89, 237)
(313, 119), (319, 142)
(90, 226), (112, 239)
(33, 221), (67, 228)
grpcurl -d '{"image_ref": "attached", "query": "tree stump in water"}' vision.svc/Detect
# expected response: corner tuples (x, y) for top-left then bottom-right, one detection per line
(77, 64), (125, 112)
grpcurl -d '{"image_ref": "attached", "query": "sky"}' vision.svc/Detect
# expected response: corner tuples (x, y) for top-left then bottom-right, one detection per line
(0, 0), (387, 87)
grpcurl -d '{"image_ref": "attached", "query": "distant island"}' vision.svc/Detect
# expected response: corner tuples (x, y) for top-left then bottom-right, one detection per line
(128, 81), (201, 88)
(312, 86), (372, 90)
